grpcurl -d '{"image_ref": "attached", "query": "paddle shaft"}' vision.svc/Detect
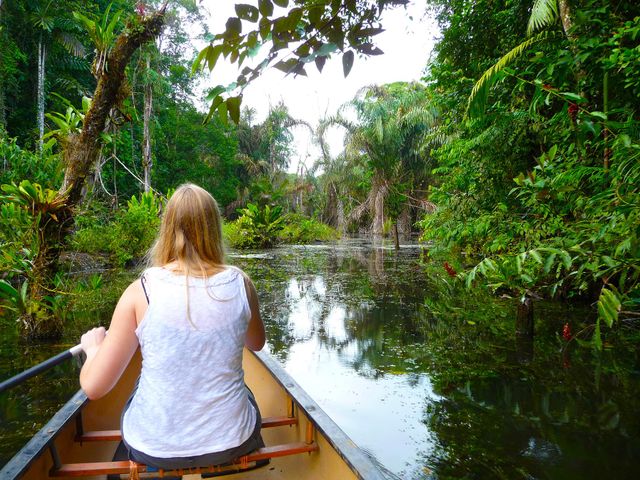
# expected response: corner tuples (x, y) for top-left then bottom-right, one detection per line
(0, 344), (83, 394)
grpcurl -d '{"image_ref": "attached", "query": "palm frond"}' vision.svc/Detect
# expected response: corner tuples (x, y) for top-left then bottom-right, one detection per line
(527, 0), (558, 36)
(54, 31), (85, 57)
(467, 30), (551, 119)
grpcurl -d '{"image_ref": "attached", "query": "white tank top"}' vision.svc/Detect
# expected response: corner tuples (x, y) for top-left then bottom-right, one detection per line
(121, 266), (256, 458)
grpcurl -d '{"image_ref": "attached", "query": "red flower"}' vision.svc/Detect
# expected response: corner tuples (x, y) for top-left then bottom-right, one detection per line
(568, 103), (579, 122)
(443, 262), (457, 278)
(136, 2), (146, 16)
(562, 323), (572, 341)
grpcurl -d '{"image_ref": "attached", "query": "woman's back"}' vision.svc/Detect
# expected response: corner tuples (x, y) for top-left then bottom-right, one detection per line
(121, 266), (257, 457)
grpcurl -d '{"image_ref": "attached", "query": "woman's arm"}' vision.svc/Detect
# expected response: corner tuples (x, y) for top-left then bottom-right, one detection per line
(79, 280), (145, 400)
(243, 275), (266, 351)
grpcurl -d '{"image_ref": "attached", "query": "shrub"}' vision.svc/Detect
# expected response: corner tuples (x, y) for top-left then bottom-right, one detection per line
(223, 209), (339, 249)
(72, 192), (162, 267)
(223, 203), (285, 249)
(279, 214), (339, 244)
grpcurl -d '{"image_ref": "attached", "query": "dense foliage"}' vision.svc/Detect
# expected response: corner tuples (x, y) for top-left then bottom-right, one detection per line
(0, 0), (341, 336)
(413, 0), (640, 347)
(0, 0), (638, 345)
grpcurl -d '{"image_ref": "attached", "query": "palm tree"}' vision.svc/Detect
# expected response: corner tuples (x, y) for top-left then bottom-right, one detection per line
(467, 0), (578, 116)
(318, 82), (440, 236)
(28, 0), (85, 153)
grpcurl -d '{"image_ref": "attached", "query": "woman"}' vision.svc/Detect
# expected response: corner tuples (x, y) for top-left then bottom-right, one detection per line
(79, 183), (266, 470)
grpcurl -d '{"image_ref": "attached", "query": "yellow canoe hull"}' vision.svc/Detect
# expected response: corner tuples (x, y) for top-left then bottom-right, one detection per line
(2, 349), (385, 479)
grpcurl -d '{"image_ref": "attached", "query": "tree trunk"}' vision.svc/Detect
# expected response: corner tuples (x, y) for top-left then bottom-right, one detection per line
(23, 9), (167, 338)
(142, 54), (153, 192)
(393, 222), (399, 250)
(397, 204), (411, 235)
(36, 34), (46, 154)
(59, 10), (165, 206)
(557, 0), (575, 40)
(516, 295), (534, 338)
(371, 174), (386, 236)
(515, 295), (534, 363)
(336, 196), (345, 234)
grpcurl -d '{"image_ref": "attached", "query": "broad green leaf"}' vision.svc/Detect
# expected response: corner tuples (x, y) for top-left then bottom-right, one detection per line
(226, 95), (242, 124)
(315, 55), (326, 72)
(204, 95), (224, 123)
(273, 0), (288, 7)
(205, 85), (226, 101)
(559, 92), (587, 103)
(258, 0), (273, 17)
(225, 17), (242, 36)
(191, 46), (209, 74)
(286, 7), (303, 29)
(235, 4), (259, 22)
(205, 45), (223, 72)
(356, 43), (384, 55)
(274, 59), (297, 74)
(0, 279), (19, 300)
(259, 17), (271, 40)
(342, 50), (354, 77)
(308, 5), (323, 24)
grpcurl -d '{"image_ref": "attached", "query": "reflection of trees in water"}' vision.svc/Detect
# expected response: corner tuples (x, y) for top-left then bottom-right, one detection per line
(236, 244), (432, 377)
(425, 373), (640, 479)
(0, 333), (78, 465)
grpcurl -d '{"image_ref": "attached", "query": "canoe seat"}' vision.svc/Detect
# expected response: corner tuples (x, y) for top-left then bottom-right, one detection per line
(50, 414), (317, 478)
(75, 416), (298, 443)
(49, 442), (319, 478)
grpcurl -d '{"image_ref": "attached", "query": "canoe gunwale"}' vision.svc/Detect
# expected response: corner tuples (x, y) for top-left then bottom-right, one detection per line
(0, 390), (88, 480)
(1, 350), (388, 480)
(252, 350), (388, 480)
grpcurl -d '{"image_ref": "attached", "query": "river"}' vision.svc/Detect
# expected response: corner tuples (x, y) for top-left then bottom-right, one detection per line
(1, 238), (639, 478)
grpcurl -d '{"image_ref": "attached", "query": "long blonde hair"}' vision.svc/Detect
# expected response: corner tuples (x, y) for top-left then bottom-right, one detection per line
(148, 184), (226, 328)
(150, 183), (225, 274)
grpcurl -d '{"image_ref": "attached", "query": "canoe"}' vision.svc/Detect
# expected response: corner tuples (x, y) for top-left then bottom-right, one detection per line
(1, 349), (387, 479)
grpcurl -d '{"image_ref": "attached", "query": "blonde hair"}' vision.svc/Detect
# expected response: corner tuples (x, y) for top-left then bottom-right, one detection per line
(149, 184), (226, 327)
(150, 183), (225, 273)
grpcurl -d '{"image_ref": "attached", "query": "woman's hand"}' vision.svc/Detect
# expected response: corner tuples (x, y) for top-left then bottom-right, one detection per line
(81, 327), (106, 359)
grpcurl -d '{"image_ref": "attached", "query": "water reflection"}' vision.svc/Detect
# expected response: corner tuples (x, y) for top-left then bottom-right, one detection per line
(232, 239), (640, 479)
(233, 240), (440, 477)
(2, 239), (639, 479)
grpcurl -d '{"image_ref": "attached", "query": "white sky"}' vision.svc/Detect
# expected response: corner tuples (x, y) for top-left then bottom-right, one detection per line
(198, 1), (438, 173)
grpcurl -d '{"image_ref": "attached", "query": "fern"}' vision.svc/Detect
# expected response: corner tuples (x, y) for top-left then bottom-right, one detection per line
(527, 0), (559, 36)
(467, 31), (552, 118)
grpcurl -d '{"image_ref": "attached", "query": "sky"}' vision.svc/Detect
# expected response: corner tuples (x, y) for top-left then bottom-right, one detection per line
(198, 1), (439, 173)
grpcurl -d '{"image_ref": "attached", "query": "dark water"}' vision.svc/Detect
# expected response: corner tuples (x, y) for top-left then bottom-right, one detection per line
(1, 238), (640, 479)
